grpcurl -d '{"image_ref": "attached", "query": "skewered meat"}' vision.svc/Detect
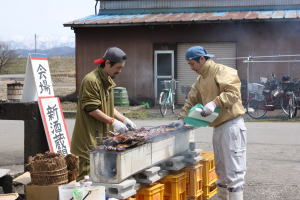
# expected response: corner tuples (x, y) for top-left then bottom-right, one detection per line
(99, 125), (183, 151)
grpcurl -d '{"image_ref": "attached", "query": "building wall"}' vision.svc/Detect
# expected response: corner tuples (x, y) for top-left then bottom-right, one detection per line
(74, 21), (300, 102)
(75, 26), (154, 103)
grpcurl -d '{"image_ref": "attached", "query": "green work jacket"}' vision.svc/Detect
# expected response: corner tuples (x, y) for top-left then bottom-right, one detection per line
(71, 67), (115, 160)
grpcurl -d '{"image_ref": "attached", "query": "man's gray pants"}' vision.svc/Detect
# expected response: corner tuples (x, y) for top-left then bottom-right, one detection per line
(213, 116), (247, 190)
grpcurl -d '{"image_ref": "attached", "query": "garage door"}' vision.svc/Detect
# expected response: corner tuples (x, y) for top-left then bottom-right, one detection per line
(176, 43), (236, 104)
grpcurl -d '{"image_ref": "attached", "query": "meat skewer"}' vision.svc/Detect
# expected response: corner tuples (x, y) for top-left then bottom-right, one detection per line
(99, 125), (182, 151)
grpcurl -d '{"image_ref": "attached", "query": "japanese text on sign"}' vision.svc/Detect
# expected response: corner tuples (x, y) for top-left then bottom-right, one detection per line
(38, 97), (70, 155)
(46, 104), (68, 155)
(22, 54), (55, 102)
(37, 64), (51, 95)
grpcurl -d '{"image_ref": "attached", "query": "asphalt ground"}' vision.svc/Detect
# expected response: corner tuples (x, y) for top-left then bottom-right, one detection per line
(0, 119), (300, 200)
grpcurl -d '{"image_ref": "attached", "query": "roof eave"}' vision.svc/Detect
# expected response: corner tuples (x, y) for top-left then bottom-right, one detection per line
(63, 18), (300, 28)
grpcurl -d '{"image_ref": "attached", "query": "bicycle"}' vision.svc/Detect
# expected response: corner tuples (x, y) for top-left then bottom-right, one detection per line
(245, 83), (268, 119)
(280, 81), (298, 119)
(246, 80), (298, 119)
(158, 79), (178, 117)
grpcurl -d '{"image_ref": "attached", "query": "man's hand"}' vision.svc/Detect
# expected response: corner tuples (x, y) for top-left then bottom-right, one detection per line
(123, 118), (137, 130)
(201, 101), (216, 117)
(112, 119), (128, 134)
(167, 120), (185, 129)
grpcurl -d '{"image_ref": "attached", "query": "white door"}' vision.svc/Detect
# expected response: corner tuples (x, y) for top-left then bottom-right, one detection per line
(177, 43), (237, 104)
(154, 50), (175, 103)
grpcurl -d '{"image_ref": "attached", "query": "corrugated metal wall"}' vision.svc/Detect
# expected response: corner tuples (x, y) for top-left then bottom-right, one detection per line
(74, 21), (300, 103)
(176, 43), (236, 104)
(101, 0), (300, 10)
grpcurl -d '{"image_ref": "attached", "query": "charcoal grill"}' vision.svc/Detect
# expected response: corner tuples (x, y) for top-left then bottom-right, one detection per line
(90, 126), (194, 184)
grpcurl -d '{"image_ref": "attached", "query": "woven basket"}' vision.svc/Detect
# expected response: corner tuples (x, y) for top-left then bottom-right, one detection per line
(28, 152), (69, 185)
(68, 169), (79, 182)
(65, 154), (79, 182)
(31, 167), (68, 185)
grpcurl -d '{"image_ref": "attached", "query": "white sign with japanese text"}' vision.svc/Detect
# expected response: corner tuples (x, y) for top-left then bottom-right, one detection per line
(38, 97), (70, 155)
(22, 53), (54, 102)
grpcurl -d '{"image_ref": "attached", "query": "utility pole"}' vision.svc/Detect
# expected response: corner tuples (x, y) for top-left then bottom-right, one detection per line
(34, 34), (37, 53)
(95, 0), (100, 15)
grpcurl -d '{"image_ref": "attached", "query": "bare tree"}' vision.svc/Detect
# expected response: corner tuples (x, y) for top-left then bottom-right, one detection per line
(0, 42), (15, 73)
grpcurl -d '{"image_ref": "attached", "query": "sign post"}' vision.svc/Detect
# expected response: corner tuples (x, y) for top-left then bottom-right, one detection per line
(21, 53), (70, 155)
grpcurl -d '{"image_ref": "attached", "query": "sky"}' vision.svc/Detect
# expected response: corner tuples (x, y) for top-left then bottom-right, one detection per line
(0, 0), (95, 48)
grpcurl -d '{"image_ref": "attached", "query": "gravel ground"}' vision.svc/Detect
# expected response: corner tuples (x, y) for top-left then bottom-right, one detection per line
(1, 74), (300, 199)
(1, 120), (300, 200)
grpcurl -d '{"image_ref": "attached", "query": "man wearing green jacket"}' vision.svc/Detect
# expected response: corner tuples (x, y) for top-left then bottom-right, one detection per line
(71, 47), (137, 180)
(178, 46), (246, 200)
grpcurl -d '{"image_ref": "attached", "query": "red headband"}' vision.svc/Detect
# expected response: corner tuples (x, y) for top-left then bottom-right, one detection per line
(94, 58), (105, 65)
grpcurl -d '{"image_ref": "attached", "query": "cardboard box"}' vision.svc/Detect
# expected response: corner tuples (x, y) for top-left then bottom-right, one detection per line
(0, 193), (19, 200)
(25, 184), (59, 200)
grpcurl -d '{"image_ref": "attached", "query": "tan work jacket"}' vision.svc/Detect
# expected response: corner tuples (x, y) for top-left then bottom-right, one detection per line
(71, 67), (115, 160)
(179, 59), (245, 127)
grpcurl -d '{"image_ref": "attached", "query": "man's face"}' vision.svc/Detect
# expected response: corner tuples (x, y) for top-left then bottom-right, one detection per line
(105, 61), (125, 79)
(187, 56), (206, 72)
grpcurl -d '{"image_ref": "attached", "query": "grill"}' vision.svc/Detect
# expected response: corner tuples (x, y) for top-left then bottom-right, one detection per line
(90, 126), (194, 184)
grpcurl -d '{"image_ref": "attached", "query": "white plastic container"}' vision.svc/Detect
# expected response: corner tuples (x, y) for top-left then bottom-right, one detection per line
(188, 107), (219, 123)
(59, 183), (79, 200)
(59, 182), (105, 200)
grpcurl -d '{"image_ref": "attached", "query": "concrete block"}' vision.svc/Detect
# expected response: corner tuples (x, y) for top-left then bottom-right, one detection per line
(97, 178), (136, 199)
(144, 166), (160, 175)
(162, 156), (186, 171)
(158, 170), (169, 179)
(135, 174), (161, 184)
(184, 155), (202, 164)
(183, 149), (203, 164)
(134, 166), (161, 184)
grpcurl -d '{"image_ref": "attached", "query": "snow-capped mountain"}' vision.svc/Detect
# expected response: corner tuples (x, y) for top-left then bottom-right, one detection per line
(15, 46), (75, 57)
(7, 35), (75, 50)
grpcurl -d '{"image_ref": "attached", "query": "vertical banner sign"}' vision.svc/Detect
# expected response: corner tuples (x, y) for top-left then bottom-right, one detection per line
(38, 97), (71, 155)
(22, 53), (69, 155)
(22, 53), (54, 102)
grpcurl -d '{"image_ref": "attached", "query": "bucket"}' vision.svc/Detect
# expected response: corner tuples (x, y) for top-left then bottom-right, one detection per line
(7, 82), (23, 102)
(114, 87), (129, 106)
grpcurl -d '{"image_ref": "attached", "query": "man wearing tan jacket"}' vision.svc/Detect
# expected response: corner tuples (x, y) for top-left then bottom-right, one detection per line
(178, 46), (247, 200)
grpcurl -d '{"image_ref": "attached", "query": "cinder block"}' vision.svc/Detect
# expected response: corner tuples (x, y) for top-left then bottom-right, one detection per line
(134, 166), (161, 184)
(185, 155), (202, 164)
(144, 166), (160, 175)
(158, 169), (169, 179)
(97, 178), (136, 199)
(162, 156), (186, 171)
(184, 149), (203, 164)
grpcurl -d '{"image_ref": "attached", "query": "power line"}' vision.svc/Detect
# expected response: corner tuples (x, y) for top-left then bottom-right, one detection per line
(243, 60), (300, 63)
(216, 54), (300, 60)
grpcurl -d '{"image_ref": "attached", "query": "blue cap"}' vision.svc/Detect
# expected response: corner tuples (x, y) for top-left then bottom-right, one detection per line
(185, 46), (214, 60)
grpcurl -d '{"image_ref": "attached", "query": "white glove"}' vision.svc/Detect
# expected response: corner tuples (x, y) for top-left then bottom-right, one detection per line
(112, 119), (128, 134)
(168, 120), (185, 129)
(123, 118), (137, 130)
(201, 101), (216, 117)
